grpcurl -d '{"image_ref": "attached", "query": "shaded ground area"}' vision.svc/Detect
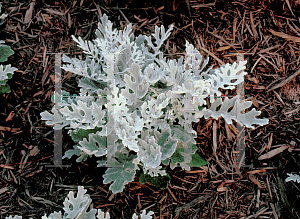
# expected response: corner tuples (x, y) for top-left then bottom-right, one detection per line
(0, 0), (300, 218)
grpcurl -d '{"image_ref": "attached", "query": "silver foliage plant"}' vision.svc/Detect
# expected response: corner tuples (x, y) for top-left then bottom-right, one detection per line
(0, 3), (18, 94)
(286, 173), (300, 183)
(5, 186), (154, 219)
(40, 14), (269, 194)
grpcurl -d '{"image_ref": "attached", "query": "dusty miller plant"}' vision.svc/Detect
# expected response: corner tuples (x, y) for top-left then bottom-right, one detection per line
(0, 4), (17, 94)
(40, 14), (269, 194)
(5, 186), (154, 219)
(286, 173), (300, 183)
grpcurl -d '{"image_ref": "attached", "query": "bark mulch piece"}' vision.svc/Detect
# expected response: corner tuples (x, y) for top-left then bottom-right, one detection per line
(0, 0), (299, 218)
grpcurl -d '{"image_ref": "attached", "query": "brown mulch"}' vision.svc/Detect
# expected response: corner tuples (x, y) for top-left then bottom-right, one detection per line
(0, 0), (300, 218)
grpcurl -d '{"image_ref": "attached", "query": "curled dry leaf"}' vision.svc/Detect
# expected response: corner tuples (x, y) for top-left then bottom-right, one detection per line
(5, 111), (15, 122)
(217, 181), (228, 192)
(249, 174), (264, 189)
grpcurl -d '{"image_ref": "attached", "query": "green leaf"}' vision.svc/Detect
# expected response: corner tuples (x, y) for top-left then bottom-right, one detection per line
(170, 125), (197, 143)
(0, 45), (14, 62)
(103, 152), (138, 194)
(135, 34), (145, 49)
(76, 153), (90, 162)
(0, 78), (8, 85)
(187, 153), (208, 167)
(170, 147), (185, 163)
(96, 158), (107, 167)
(62, 145), (82, 159)
(154, 127), (178, 160)
(169, 139), (198, 166)
(63, 144), (92, 162)
(78, 77), (107, 91)
(139, 168), (171, 189)
(70, 127), (103, 142)
(169, 126), (198, 169)
(161, 158), (170, 166)
(0, 83), (11, 94)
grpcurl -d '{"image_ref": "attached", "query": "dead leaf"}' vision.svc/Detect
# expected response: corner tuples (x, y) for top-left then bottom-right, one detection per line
(50, 75), (54, 83)
(6, 25), (17, 32)
(217, 181), (227, 192)
(33, 90), (44, 97)
(24, 1), (35, 24)
(29, 146), (40, 156)
(249, 174), (264, 189)
(44, 8), (65, 16)
(248, 76), (259, 84)
(0, 187), (8, 195)
(258, 145), (290, 160)
(251, 99), (259, 108)
(5, 111), (15, 122)
(43, 14), (53, 26)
